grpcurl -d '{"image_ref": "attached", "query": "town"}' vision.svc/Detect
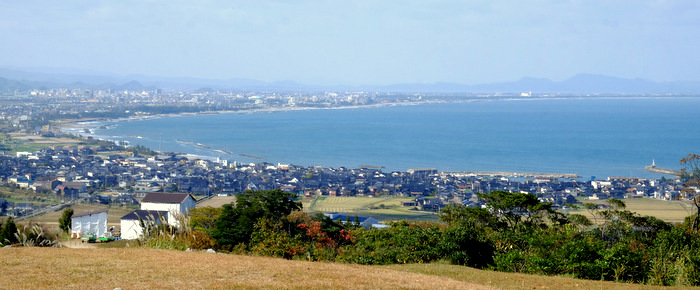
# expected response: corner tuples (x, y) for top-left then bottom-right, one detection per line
(0, 134), (686, 219)
(0, 89), (683, 221)
(0, 87), (690, 221)
(0, 86), (433, 136)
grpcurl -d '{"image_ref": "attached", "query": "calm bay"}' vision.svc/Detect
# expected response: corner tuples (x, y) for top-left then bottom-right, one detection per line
(79, 97), (700, 179)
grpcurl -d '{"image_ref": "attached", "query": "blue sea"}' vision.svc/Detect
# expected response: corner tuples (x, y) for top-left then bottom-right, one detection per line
(78, 97), (700, 179)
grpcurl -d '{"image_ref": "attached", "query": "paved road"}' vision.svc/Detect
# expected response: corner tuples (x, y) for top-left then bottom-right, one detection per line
(15, 201), (74, 221)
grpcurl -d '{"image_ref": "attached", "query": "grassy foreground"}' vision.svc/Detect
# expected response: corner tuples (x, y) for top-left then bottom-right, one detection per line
(1, 247), (661, 289)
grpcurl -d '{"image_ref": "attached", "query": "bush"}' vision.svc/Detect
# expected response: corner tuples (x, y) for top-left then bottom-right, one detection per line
(437, 225), (493, 268)
(186, 230), (217, 250)
(139, 213), (189, 250)
(0, 216), (18, 245)
(338, 221), (444, 265)
(212, 190), (301, 251)
(9, 222), (60, 247)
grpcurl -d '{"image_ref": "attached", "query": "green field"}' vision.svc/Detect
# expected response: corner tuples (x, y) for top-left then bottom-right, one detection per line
(3, 133), (81, 154)
(0, 186), (62, 207)
(304, 196), (438, 221)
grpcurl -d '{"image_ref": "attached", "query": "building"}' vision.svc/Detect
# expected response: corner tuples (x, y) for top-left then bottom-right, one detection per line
(140, 192), (197, 224)
(119, 210), (168, 240)
(407, 168), (438, 178)
(71, 209), (108, 239)
(324, 213), (386, 229)
(119, 192), (196, 239)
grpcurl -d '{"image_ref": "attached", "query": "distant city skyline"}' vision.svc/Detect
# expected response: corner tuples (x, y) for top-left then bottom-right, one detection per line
(1, 1), (698, 86)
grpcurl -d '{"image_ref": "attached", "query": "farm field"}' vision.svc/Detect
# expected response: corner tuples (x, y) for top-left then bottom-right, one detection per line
(0, 186), (62, 206)
(196, 195), (236, 208)
(570, 198), (696, 224)
(21, 203), (135, 229)
(0, 247), (649, 289)
(304, 196), (438, 221)
(5, 132), (81, 153)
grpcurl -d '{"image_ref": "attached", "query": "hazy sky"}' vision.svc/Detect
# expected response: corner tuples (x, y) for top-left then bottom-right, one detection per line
(1, 1), (698, 85)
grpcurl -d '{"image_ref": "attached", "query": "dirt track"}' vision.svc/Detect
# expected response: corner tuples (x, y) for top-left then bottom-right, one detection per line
(60, 239), (98, 249)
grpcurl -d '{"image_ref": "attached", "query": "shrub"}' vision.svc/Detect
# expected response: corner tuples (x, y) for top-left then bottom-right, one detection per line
(186, 230), (217, 250)
(11, 222), (60, 247)
(139, 213), (189, 250)
(437, 225), (493, 268)
(0, 216), (18, 245)
(338, 221), (443, 265)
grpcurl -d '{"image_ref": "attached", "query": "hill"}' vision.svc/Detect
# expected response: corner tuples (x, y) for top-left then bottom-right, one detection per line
(3, 66), (700, 93)
(0, 247), (654, 289)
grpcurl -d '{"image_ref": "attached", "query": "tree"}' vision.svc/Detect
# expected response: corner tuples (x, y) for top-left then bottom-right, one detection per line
(477, 191), (557, 230)
(58, 208), (74, 234)
(212, 189), (301, 251)
(440, 204), (503, 229)
(189, 206), (223, 234)
(680, 154), (700, 232)
(0, 216), (18, 245)
(438, 224), (494, 268)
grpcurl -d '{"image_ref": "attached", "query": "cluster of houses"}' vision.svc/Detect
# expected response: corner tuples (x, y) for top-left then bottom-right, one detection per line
(1, 144), (691, 219)
(70, 192), (391, 240)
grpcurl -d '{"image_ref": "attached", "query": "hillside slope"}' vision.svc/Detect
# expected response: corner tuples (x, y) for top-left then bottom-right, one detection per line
(1, 247), (655, 289)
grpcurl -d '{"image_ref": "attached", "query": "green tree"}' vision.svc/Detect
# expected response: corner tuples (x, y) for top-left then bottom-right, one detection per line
(440, 204), (503, 229)
(338, 221), (443, 265)
(680, 154), (700, 232)
(477, 191), (559, 230)
(438, 224), (494, 268)
(58, 208), (74, 233)
(212, 189), (301, 251)
(0, 216), (18, 245)
(189, 206), (223, 234)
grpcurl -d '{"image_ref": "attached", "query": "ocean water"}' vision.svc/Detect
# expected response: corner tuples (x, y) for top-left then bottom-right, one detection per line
(83, 97), (700, 179)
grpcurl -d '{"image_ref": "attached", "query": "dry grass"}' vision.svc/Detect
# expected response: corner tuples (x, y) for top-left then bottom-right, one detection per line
(307, 196), (418, 213)
(0, 247), (672, 289)
(386, 263), (667, 290)
(572, 198), (696, 224)
(8, 132), (79, 144)
(0, 248), (490, 289)
(196, 195), (236, 208)
(21, 204), (134, 229)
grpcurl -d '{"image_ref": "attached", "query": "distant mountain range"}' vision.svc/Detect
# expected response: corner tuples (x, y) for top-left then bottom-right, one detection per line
(1, 67), (699, 94)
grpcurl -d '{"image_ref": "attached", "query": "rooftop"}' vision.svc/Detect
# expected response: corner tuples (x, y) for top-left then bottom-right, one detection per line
(141, 192), (195, 204)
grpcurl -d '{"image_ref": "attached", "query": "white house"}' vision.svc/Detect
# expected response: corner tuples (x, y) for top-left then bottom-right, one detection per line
(119, 192), (197, 239)
(140, 192), (197, 225)
(71, 209), (108, 238)
(119, 210), (168, 240)
(140, 192), (197, 214)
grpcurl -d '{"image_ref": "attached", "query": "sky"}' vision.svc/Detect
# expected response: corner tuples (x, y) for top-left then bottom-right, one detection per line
(1, 0), (699, 86)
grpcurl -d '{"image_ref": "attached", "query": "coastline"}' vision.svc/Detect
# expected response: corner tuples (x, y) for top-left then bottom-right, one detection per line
(54, 100), (446, 134)
(51, 96), (695, 178)
(53, 100), (448, 164)
(54, 94), (699, 135)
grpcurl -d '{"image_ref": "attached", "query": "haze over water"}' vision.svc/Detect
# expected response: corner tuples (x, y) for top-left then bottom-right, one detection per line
(84, 97), (700, 179)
